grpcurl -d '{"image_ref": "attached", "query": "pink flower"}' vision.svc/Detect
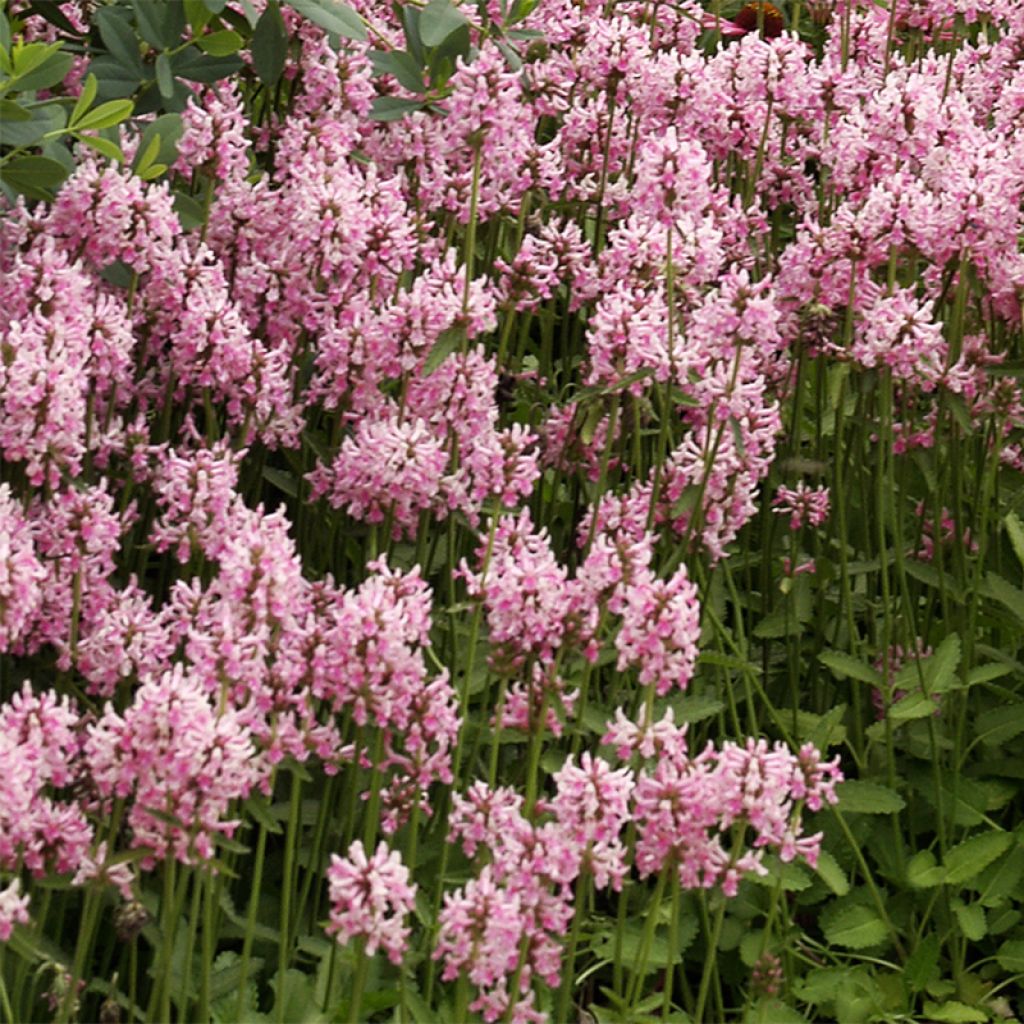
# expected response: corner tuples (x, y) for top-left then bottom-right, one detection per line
(326, 841), (416, 964)
(0, 879), (30, 941)
(773, 483), (831, 530)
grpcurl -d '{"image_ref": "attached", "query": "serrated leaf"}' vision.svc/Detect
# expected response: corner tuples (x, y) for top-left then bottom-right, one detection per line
(592, 917), (698, 969)
(252, 1), (288, 86)
(818, 650), (882, 685)
(904, 934), (939, 992)
(921, 1001), (987, 1023)
(1006, 511), (1024, 570)
(834, 780), (905, 814)
(906, 850), (945, 888)
(952, 899), (986, 941)
(975, 703), (1024, 747)
(978, 844), (1024, 907)
(982, 572), (1024, 626)
(996, 939), (1024, 972)
(944, 831), (1014, 886)
(814, 850), (849, 896)
(820, 904), (888, 949)
(285, 0), (366, 41)
(924, 633), (961, 694)
(889, 691), (938, 721)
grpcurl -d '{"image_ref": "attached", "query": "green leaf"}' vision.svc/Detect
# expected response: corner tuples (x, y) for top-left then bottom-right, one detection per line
(252, 2), (288, 86)
(369, 94), (428, 121)
(69, 72), (98, 127)
(87, 55), (143, 100)
(370, 49), (426, 94)
(155, 51), (174, 99)
(133, 130), (163, 177)
(814, 850), (849, 896)
(419, 0), (469, 47)
(263, 466), (298, 498)
(592, 917), (698, 969)
(73, 98), (133, 131)
(944, 831), (1014, 886)
(0, 99), (31, 122)
(889, 691), (938, 721)
(132, 0), (186, 49)
(982, 572), (1024, 626)
(0, 100), (65, 148)
(170, 48), (245, 83)
(173, 190), (206, 229)
(818, 650), (882, 685)
(834, 780), (905, 814)
(0, 155), (69, 199)
(284, 0), (366, 41)
(952, 899), (986, 941)
(197, 29), (244, 56)
(75, 133), (125, 162)
(1005, 511), (1024, 571)
(977, 844), (1024, 908)
(921, 1001), (987, 1023)
(96, 7), (144, 73)
(422, 324), (464, 375)
(996, 939), (1024, 973)
(10, 39), (62, 78)
(975, 703), (1024, 748)
(820, 904), (888, 949)
(906, 850), (945, 889)
(923, 633), (961, 694)
(904, 934), (940, 992)
(12, 50), (73, 92)
(135, 112), (184, 170)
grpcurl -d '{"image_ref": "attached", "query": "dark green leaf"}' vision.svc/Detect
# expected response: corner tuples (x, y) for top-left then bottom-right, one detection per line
(132, 0), (186, 49)
(422, 324), (465, 374)
(170, 48), (245, 83)
(996, 939), (1024, 973)
(370, 49), (426, 93)
(96, 7), (144, 73)
(173, 190), (205, 229)
(88, 55), (144, 100)
(419, 0), (469, 47)
(155, 52), (174, 98)
(252, 2), (288, 86)
(284, 0), (367, 41)
(975, 703), (1024, 748)
(1, 155), (69, 199)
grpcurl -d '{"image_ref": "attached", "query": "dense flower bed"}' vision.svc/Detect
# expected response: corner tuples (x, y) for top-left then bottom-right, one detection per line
(2, 0), (1024, 1020)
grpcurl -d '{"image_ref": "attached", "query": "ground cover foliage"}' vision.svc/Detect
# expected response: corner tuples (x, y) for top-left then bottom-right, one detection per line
(2, 0), (1024, 1020)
